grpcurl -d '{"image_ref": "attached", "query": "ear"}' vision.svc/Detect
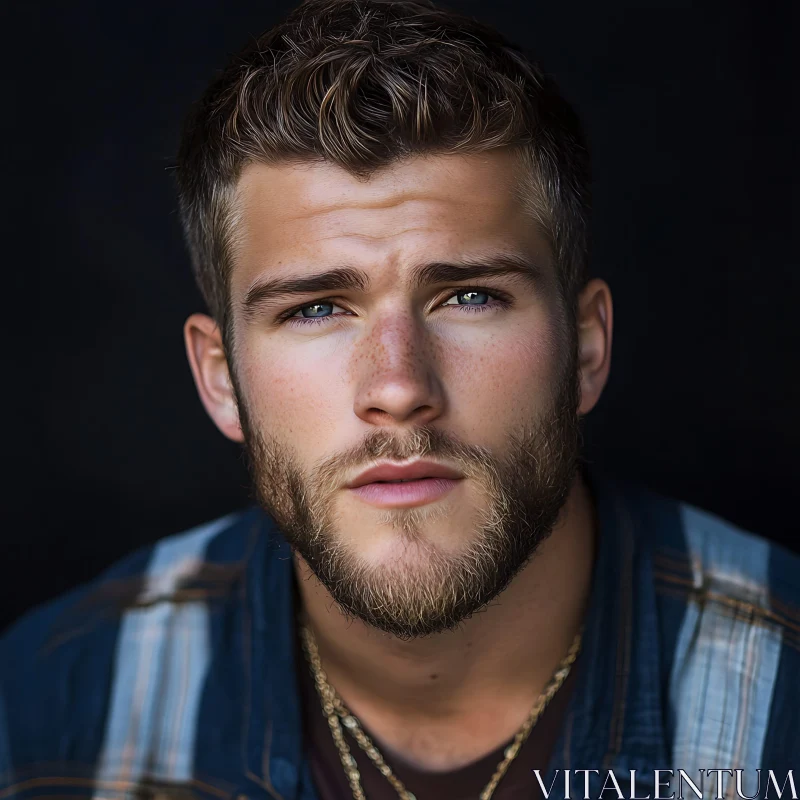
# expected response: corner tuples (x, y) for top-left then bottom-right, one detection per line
(183, 313), (244, 443)
(575, 278), (613, 416)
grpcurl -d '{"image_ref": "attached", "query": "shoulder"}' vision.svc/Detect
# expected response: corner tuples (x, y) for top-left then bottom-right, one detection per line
(631, 483), (800, 767)
(644, 490), (800, 638)
(0, 508), (257, 787)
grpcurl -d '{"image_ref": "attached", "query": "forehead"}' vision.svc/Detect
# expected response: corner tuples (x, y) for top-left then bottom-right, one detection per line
(231, 150), (551, 290)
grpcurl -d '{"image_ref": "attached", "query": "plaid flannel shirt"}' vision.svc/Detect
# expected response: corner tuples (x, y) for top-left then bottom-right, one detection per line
(2, 465), (799, 800)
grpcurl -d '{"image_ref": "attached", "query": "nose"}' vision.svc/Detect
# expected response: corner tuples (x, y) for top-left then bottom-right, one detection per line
(352, 311), (446, 427)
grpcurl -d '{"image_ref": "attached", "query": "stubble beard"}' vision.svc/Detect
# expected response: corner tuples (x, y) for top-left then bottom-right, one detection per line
(233, 334), (583, 640)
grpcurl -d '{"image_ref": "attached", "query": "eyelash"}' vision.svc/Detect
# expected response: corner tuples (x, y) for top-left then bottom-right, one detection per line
(278, 286), (513, 328)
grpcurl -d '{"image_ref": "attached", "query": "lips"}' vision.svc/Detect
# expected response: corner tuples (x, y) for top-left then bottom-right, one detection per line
(349, 477), (461, 508)
(347, 460), (463, 489)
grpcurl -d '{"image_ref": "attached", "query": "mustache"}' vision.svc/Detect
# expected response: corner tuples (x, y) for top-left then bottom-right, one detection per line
(309, 425), (497, 496)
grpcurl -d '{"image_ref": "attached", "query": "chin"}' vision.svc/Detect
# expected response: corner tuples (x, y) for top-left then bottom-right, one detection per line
(346, 503), (477, 562)
(358, 534), (450, 575)
(325, 539), (500, 639)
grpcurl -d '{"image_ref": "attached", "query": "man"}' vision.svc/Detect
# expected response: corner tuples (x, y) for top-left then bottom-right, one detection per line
(2, 1), (798, 799)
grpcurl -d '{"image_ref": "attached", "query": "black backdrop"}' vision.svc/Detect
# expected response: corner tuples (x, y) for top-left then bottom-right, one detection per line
(4, 0), (798, 633)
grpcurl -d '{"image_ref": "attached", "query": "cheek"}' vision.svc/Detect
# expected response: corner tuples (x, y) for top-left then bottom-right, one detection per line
(444, 318), (558, 425)
(235, 335), (348, 442)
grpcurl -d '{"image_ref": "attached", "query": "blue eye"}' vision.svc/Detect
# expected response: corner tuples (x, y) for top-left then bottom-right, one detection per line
(298, 302), (336, 318)
(441, 290), (490, 306)
(283, 300), (349, 327)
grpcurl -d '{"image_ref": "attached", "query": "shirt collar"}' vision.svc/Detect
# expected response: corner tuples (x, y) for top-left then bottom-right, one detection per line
(244, 513), (304, 800)
(544, 463), (670, 793)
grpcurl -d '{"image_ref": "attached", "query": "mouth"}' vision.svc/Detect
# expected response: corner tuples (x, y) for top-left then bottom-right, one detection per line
(345, 459), (464, 508)
(348, 476), (463, 508)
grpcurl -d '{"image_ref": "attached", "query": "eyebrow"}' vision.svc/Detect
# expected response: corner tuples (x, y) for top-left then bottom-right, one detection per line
(241, 254), (546, 319)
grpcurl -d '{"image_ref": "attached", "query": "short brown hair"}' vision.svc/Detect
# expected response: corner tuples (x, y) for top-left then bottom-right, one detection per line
(175, 0), (591, 347)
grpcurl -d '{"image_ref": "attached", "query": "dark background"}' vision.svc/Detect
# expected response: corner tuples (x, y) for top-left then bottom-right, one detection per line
(4, 1), (798, 633)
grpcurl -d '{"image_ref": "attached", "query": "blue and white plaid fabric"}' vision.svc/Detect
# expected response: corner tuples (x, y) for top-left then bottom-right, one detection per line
(1, 466), (798, 800)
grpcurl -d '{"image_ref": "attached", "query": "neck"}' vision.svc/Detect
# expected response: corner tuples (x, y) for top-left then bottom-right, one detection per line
(293, 468), (597, 771)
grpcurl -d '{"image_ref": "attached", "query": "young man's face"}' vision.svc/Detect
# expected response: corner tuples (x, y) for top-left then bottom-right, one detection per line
(187, 149), (609, 637)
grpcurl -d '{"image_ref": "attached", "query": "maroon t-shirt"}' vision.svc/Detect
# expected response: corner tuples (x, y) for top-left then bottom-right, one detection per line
(297, 636), (581, 800)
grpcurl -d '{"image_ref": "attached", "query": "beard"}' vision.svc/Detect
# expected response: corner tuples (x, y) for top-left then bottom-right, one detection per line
(233, 333), (583, 640)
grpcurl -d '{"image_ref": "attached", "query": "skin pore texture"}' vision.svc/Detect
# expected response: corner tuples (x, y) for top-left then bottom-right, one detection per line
(185, 149), (613, 772)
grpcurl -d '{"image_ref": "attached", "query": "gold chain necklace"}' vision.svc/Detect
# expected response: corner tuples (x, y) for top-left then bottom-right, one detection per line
(299, 622), (583, 800)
